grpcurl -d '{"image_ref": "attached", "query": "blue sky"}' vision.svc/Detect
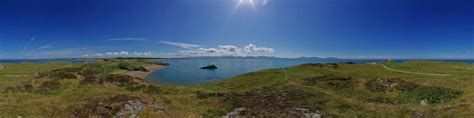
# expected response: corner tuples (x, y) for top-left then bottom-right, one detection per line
(0, 0), (473, 59)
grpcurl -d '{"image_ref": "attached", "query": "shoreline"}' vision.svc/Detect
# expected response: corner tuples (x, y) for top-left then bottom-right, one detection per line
(125, 65), (166, 79)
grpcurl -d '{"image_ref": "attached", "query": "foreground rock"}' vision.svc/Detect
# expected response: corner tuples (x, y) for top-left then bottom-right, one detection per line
(200, 65), (217, 70)
(114, 100), (145, 118)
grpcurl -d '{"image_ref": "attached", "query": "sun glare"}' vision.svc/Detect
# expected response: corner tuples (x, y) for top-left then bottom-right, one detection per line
(236, 0), (256, 9)
(239, 0), (254, 4)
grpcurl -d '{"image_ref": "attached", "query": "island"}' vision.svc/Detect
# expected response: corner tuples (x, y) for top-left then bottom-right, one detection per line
(200, 64), (218, 70)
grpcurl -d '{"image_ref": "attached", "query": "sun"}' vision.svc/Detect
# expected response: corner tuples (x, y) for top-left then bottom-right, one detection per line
(239, 0), (254, 4)
(236, 0), (256, 9)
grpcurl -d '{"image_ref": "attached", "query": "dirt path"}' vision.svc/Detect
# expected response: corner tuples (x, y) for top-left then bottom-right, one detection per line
(380, 64), (450, 76)
(126, 65), (166, 79)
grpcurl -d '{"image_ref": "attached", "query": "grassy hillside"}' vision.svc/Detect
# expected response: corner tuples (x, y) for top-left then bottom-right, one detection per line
(0, 60), (473, 117)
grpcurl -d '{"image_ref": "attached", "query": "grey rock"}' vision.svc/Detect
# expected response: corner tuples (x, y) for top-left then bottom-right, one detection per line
(114, 100), (145, 118)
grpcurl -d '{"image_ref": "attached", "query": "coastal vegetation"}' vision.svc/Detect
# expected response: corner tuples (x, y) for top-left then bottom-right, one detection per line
(0, 59), (473, 117)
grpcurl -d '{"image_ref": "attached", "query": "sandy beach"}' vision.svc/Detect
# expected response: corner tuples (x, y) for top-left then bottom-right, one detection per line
(126, 65), (166, 79)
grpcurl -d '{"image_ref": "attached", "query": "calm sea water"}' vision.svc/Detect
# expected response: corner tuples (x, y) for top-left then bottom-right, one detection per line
(147, 59), (474, 85)
(146, 58), (389, 85)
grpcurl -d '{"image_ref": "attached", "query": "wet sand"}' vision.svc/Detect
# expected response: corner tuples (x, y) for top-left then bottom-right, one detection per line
(126, 65), (166, 79)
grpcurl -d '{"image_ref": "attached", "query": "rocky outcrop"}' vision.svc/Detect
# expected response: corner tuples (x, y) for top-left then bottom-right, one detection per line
(114, 100), (145, 118)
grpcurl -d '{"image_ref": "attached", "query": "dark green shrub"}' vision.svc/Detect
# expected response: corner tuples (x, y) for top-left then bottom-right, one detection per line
(302, 63), (323, 67)
(118, 62), (132, 70)
(3, 86), (22, 93)
(79, 75), (99, 85)
(125, 85), (147, 91)
(103, 74), (138, 86)
(144, 85), (161, 94)
(23, 84), (33, 92)
(118, 62), (148, 72)
(304, 75), (354, 90)
(202, 109), (228, 118)
(59, 67), (82, 73)
(69, 94), (140, 117)
(196, 91), (225, 99)
(38, 69), (78, 80)
(78, 69), (99, 77)
(39, 80), (61, 92)
(406, 86), (462, 105)
(3, 84), (34, 93)
(133, 66), (148, 72)
(155, 62), (170, 66)
(366, 96), (400, 104)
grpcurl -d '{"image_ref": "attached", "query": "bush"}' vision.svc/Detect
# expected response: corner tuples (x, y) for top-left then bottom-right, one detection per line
(103, 74), (140, 87)
(4, 84), (34, 93)
(118, 62), (132, 70)
(118, 62), (148, 72)
(196, 91), (225, 99)
(133, 66), (148, 72)
(38, 69), (78, 80)
(366, 96), (400, 104)
(406, 86), (462, 105)
(4, 86), (22, 93)
(69, 94), (140, 117)
(304, 75), (354, 90)
(24, 84), (33, 92)
(39, 80), (61, 92)
(144, 85), (161, 94)
(79, 75), (99, 85)
(78, 69), (99, 77)
(202, 109), (228, 118)
(366, 78), (463, 105)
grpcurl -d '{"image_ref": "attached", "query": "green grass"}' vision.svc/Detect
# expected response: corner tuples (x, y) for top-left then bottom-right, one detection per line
(0, 60), (473, 117)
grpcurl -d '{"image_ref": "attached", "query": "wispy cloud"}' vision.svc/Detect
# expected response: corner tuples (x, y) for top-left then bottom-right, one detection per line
(105, 38), (149, 41)
(159, 41), (200, 49)
(22, 37), (36, 50)
(36, 47), (110, 55)
(262, 0), (269, 6)
(38, 42), (56, 49)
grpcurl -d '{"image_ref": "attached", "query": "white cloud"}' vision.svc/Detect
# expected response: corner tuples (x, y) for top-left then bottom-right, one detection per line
(79, 43), (275, 58)
(38, 42), (56, 49)
(82, 51), (157, 57)
(106, 38), (149, 41)
(244, 44), (274, 53)
(218, 45), (240, 52)
(174, 44), (274, 57)
(159, 41), (200, 49)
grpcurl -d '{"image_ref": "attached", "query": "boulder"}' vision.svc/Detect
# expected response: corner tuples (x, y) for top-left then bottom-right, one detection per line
(200, 65), (217, 70)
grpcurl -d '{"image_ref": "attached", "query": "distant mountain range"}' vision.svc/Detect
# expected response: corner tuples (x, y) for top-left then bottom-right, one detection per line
(58, 56), (347, 60)
(181, 56), (348, 60)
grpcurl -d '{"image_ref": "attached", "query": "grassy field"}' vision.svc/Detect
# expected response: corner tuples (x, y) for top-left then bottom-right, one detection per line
(0, 60), (473, 117)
